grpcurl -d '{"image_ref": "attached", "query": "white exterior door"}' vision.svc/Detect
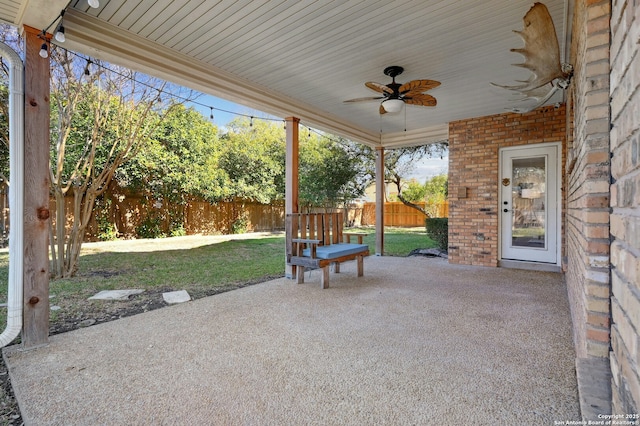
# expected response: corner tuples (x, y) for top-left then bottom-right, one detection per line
(500, 143), (560, 264)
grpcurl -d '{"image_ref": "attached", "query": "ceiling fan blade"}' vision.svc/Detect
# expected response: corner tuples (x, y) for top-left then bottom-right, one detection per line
(399, 79), (441, 95)
(343, 96), (385, 103)
(404, 94), (437, 107)
(365, 82), (393, 94)
(379, 104), (387, 114)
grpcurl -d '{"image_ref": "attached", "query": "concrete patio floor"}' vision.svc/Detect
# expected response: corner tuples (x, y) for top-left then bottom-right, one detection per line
(4, 256), (580, 425)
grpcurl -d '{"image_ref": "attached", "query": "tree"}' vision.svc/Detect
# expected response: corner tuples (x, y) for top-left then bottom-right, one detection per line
(48, 48), (191, 277)
(218, 118), (286, 232)
(386, 143), (448, 216)
(423, 174), (448, 217)
(400, 180), (428, 203)
(115, 103), (227, 237)
(299, 135), (365, 211)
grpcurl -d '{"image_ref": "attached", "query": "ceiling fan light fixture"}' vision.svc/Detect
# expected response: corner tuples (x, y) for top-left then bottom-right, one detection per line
(381, 98), (404, 113)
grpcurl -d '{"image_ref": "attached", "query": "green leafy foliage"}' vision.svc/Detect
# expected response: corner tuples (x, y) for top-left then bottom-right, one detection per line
(136, 215), (166, 239)
(170, 225), (187, 237)
(425, 218), (448, 251)
(425, 174), (448, 199)
(231, 212), (249, 234)
(401, 180), (428, 203)
(424, 174), (448, 217)
(299, 135), (364, 210)
(117, 103), (226, 202)
(95, 197), (118, 241)
(115, 103), (227, 238)
(218, 118), (285, 204)
(47, 49), (175, 277)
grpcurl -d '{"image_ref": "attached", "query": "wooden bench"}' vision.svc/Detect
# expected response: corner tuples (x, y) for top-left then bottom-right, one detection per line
(286, 212), (369, 289)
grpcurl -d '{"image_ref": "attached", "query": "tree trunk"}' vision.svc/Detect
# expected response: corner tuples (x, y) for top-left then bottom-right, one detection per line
(391, 174), (429, 218)
(51, 188), (66, 278)
(62, 186), (97, 278)
(397, 193), (429, 217)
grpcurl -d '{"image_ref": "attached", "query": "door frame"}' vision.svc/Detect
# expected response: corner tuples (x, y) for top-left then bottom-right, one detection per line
(498, 142), (562, 267)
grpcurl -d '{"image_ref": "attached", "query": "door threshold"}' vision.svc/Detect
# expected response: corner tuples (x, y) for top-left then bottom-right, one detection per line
(499, 259), (561, 273)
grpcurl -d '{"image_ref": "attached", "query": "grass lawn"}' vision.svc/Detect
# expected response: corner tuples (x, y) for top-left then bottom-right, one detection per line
(0, 227), (436, 334)
(358, 226), (438, 256)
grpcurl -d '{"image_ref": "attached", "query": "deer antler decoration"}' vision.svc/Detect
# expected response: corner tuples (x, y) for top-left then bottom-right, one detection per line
(492, 2), (573, 113)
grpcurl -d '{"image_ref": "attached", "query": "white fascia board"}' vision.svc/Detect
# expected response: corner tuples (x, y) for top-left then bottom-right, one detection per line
(381, 124), (449, 148)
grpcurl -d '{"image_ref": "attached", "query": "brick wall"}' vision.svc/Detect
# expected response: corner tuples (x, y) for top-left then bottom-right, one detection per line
(609, 0), (640, 414)
(448, 106), (566, 267)
(565, 0), (612, 362)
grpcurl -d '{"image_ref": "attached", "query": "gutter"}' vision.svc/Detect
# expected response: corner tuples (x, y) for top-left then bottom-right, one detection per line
(0, 42), (24, 348)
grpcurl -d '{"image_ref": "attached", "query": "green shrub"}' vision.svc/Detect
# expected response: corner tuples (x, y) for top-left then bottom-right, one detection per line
(170, 224), (187, 237)
(425, 218), (448, 251)
(95, 198), (118, 241)
(231, 212), (249, 234)
(137, 216), (166, 239)
(97, 223), (118, 241)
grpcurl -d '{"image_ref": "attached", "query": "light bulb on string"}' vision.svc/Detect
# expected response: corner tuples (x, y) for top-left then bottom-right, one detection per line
(54, 10), (66, 43)
(250, 116), (253, 127)
(39, 43), (48, 59)
(54, 25), (65, 43)
(209, 107), (214, 121)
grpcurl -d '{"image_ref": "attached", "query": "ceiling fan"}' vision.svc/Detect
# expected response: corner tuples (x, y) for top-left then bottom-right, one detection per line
(344, 66), (440, 114)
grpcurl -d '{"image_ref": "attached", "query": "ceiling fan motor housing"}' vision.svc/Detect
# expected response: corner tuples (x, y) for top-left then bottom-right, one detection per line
(383, 66), (404, 78)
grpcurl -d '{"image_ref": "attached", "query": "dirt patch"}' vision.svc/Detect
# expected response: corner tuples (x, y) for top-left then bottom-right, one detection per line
(0, 362), (20, 426)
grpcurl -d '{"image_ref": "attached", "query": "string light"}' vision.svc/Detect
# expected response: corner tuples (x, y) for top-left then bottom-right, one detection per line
(54, 10), (66, 43)
(54, 24), (65, 43)
(34, 6), (358, 144)
(38, 1), (96, 56)
(53, 45), (283, 128)
(300, 122), (342, 144)
(39, 43), (48, 58)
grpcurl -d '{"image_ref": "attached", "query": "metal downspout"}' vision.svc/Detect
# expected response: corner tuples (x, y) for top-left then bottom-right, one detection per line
(0, 42), (24, 348)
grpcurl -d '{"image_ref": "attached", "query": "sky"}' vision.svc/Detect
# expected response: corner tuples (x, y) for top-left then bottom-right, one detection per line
(187, 94), (282, 129)
(187, 93), (448, 181)
(408, 155), (448, 181)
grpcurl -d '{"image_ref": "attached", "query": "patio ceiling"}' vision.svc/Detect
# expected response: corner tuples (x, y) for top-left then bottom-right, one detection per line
(1, 0), (571, 147)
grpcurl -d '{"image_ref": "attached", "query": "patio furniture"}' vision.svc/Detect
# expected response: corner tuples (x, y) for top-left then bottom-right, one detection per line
(286, 212), (369, 288)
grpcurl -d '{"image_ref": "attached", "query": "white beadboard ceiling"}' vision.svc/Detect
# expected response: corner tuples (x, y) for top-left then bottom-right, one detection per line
(1, 0), (571, 147)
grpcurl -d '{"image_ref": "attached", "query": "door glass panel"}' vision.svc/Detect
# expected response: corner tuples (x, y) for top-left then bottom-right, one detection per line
(511, 156), (546, 248)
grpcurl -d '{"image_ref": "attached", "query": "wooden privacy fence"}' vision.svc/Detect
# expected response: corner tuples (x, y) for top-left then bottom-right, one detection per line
(39, 197), (449, 242)
(359, 201), (449, 227)
(51, 196), (286, 241)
